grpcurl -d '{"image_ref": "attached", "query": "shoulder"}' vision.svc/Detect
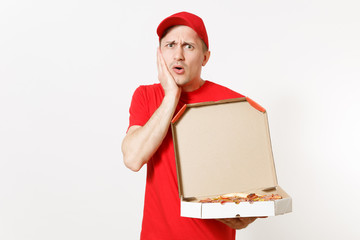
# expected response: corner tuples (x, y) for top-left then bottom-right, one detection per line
(205, 81), (245, 98)
(134, 83), (163, 94)
(131, 83), (165, 111)
(132, 83), (164, 99)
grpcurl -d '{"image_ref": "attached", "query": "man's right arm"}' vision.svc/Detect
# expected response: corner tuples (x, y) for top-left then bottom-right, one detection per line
(121, 48), (181, 172)
(122, 94), (179, 171)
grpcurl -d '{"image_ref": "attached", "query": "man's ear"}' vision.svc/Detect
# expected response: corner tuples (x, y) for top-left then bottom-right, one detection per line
(202, 51), (211, 66)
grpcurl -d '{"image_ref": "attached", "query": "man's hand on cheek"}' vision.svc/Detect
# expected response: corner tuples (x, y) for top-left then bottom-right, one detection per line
(157, 48), (181, 98)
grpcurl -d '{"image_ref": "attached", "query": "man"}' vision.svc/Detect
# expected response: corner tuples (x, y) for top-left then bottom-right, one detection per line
(122, 12), (259, 240)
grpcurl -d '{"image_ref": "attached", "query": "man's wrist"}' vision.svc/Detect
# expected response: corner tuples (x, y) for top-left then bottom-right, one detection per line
(164, 90), (181, 102)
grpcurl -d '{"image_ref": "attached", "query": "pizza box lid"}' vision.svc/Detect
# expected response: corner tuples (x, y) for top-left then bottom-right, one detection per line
(171, 97), (279, 200)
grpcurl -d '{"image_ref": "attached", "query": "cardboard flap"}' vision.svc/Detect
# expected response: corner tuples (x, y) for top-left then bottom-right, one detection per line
(172, 104), (187, 124)
(245, 97), (266, 113)
(171, 98), (278, 199)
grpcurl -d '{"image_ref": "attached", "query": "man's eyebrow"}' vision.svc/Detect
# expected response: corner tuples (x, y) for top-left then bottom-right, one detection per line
(163, 41), (196, 46)
(183, 41), (196, 46)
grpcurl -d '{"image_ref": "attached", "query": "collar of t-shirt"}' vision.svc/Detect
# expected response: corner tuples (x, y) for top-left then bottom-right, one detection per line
(180, 80), (211, 103)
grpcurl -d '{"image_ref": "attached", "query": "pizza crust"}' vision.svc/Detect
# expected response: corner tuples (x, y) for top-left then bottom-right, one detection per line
(220, 192), (249, 198)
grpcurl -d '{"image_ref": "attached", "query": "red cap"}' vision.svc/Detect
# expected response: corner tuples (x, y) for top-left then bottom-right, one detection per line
(157, 12), (209, 49)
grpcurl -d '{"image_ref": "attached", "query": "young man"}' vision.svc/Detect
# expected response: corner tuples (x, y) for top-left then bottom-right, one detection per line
(122, 12), (259, 240)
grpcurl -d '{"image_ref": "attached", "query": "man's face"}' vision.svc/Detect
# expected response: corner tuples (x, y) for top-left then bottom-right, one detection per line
(160, 25), (210, 92)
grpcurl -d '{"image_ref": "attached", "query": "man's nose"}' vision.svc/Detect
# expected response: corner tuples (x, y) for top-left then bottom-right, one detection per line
(173, 46), (184, 61)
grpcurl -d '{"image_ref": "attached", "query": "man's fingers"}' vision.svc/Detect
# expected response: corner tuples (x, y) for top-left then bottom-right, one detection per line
(247, 217), (257, 224)
(158, 48), (172, 78)
(217, 217), (260, 230)
(157, 48), (163, 74)
(157, 47), (177, 86)
(156, 47), (181, 97)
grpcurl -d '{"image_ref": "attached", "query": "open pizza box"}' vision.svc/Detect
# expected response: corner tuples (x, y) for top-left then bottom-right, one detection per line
(171, 97), (292, 219)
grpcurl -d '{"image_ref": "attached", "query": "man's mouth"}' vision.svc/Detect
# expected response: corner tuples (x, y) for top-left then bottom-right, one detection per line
(172, 65), (185, 74)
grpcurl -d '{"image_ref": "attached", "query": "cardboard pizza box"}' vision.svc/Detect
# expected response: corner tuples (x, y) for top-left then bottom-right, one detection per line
(171, 97), (292, 219)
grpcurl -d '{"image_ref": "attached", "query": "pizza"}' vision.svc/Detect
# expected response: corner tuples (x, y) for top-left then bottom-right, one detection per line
(199, 192), (282, 204)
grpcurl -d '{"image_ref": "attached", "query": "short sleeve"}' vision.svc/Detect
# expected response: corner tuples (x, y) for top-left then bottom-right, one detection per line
(127, 86), (149, 131)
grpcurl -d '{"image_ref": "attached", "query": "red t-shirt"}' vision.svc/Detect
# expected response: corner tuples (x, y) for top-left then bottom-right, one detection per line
(128, 81), (244, 240)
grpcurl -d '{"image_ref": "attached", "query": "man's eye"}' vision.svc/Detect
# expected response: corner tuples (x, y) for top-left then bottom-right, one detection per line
(167, 43), (174, 47)
(185, 44), (193, 49)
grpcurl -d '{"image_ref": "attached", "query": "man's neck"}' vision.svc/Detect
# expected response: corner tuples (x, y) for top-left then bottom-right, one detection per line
(181, 78), (205, 92)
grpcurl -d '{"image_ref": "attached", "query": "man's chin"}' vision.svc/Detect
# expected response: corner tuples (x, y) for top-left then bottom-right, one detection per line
(174, 78), (188, 86)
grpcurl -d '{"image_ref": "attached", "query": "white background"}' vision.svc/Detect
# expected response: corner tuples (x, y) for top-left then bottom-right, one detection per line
(1, 0), (360, 239)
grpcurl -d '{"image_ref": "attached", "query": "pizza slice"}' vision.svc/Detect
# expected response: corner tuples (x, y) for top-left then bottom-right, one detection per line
(199, 192), (282, 204)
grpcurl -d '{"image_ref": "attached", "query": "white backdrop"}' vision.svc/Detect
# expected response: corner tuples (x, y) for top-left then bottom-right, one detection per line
(1, 0), (360, 239)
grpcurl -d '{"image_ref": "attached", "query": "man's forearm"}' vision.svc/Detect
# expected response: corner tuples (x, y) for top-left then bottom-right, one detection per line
(122, 94), (179, 172)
